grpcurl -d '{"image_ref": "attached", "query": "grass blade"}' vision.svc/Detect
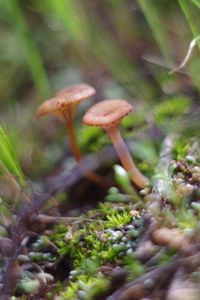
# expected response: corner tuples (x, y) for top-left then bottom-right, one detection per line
(45, 0), (155, 102)
(179, 0), (200, 48)
(190, 0), (200, 9)
(137, 0), (172, 62)
(0, 126), (24, 184)
(6, 0), (50, 98)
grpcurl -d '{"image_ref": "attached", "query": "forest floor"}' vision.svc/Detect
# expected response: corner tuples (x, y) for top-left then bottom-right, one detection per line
(1, 134), (200, 300)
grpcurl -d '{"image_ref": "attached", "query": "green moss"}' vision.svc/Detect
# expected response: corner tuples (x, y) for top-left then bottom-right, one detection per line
(176, 208), (198, 231)
(173, 139), (190, 160)
(78, 126), (109, 153)
(154, 96), (191, 123)
(121, 112), (146, 130)
(123, 256), (145, 280)
(50, 202), (145, 299)
(60, 275), (109, 300)
(105, 210), (132, 228)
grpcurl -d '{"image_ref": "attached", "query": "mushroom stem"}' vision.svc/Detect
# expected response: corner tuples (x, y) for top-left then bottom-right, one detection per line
(65, 116), (104, 186)
(66, 117), (81, 162)
(106, 126), (148, 189)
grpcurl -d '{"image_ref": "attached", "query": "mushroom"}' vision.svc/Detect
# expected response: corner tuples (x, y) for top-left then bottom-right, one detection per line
(36, 83), (102, 184)
(83, 99), (148, 188)
(36, 83), (95, 162)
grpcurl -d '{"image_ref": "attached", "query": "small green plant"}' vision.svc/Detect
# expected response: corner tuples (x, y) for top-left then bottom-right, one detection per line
(105, 211), (132, 228)
(154, 96), (191, 123)
(176, 207), (198, 231)
(173, 139), (190, 160)
(0, 197), (10, 225)
(123, 255), (145, 280)
(79, 126), (107, 153)
(114, 164), (140, 199)
(0, 126), (24, 184)
(61, 275), (109, 300)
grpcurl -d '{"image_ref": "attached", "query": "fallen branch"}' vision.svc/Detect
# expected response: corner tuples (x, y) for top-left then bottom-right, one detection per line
(106, 261), (178, 300)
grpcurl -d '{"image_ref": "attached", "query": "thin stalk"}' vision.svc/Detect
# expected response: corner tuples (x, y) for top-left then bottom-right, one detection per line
(178, 0), (200, 90)
(66, 117), (81, 162)
(107, 127), (148, 189)
(65, 116), (104, 186)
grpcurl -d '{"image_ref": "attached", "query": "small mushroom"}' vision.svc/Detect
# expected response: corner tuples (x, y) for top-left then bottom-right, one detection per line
(36, 83), (102, 185)
(36, 83), (95, 161)
(83, 99), (148, 188)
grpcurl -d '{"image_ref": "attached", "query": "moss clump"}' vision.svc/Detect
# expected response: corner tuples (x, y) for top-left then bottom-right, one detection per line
(154, 96), (191, 123)
(50, 202), (145, 299)
(61, 275), (109, 300)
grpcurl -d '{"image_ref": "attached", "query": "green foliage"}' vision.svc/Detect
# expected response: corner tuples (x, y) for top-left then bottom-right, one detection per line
(154, 96), (191, 123)
(191, 202), (200, 215)
(191, 0), (200, 9)
(173, 139), (190, 160)
(18, 278), (40, 294)
(129, 140), (158, 163)
(179, 0), (200, 49)
(123, 256), (145, 280)
(138, 0), (172, 62)
(105, 210), (132, 228)
(5, 0), (50, 98)
(105, 186), (131, 203)
(79, 126), (108, 153)
(0, 126), (24, 184)
(104, 165), (142, 203)
(121, 112), (146, 130)
(44, 0), (154, 101)
(128, 140), (158, 177)
(114, 165), (135, 193)
(61, 275), (109, 300)
(176, 207), (198, 230)
(53, 207), (134, 267)
(51, 203), (144, 299)
(0, 197), (10, 225)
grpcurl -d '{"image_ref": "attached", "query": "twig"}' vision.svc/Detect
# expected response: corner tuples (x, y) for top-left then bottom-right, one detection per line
(31, 214), (105, 225)
(169, 36), (200, 75)
(106, 261), (178, 300)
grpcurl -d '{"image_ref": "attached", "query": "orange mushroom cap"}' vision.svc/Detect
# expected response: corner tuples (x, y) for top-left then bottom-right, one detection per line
(36, 83), (96, 118)
(83, 99), (133, 127)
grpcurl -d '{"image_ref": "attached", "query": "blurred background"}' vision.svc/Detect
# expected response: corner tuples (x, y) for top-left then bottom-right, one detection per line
(0, 0), (200, 183)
